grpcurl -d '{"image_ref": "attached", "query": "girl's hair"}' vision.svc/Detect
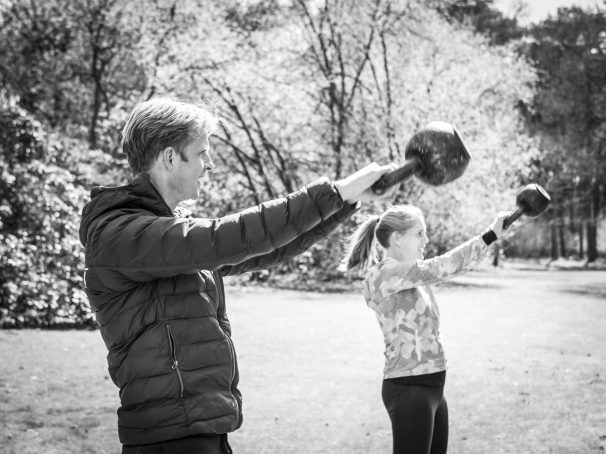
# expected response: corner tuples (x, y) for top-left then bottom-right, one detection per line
(340, 205), (424, 271)
(121, 97), (219, 175)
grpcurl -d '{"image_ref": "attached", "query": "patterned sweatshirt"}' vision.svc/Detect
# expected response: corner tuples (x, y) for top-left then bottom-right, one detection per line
(363, 235), (491, 379)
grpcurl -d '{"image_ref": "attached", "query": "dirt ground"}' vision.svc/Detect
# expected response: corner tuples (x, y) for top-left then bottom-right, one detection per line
(1, 266), (605, 453)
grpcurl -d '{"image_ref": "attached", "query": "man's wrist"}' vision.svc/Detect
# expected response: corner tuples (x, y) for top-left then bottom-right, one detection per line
(333, 180), (355, 203)
(332, 181), (344, 202)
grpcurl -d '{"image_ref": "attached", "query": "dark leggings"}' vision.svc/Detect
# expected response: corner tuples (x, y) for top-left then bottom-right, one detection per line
(382, 373), (449, 454)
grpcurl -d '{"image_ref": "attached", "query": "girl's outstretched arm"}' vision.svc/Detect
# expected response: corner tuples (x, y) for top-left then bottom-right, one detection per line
(367, 235), (491, 298)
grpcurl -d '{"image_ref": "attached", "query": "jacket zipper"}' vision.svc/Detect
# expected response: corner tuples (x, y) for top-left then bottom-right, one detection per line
(166, 324), (185, 398)
(213, 272), (240, 419)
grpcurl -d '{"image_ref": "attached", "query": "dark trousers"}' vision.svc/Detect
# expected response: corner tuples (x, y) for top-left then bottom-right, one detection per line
(382, 372), (448, 454)
(121, 434), (232, 454)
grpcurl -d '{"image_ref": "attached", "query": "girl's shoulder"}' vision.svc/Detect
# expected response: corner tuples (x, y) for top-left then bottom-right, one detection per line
(365, 258), (419, 296)
(371, 257), (415, 277)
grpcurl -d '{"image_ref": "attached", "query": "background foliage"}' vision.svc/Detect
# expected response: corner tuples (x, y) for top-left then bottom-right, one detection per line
(0, 0), (604, 327)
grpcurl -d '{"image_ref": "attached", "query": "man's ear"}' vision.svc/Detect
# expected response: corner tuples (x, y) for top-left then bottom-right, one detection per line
(160, 147), (176, 170)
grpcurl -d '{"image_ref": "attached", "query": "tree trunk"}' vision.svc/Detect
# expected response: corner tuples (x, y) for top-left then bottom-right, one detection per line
(89, 49), (101, 149)
(579, 221), (584, 259)
(550, 222), (559, 260)
(558, 219), (566, 258)
(492, 247), (499, 267)
(587, 221), (598, 262)
(587, 184), (600, 262)
(89, 86), (101, 149)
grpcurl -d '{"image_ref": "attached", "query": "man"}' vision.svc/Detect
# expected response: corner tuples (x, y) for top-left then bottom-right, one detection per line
(79, 97), (396, 453)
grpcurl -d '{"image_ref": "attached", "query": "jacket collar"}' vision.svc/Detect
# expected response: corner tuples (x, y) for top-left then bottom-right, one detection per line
(80, 173), (175, 246)
(129, 173), (174, 216)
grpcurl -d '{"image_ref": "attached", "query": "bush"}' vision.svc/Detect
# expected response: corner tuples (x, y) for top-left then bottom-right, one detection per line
(0, 97), (94, 328)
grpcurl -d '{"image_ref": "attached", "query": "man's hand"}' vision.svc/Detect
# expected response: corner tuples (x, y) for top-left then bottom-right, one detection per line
(489, 211), (514, 238)
(335, 162), (399, 203)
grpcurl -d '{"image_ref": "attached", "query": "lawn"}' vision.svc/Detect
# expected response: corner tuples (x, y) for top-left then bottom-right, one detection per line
(1, 266), (605, 454)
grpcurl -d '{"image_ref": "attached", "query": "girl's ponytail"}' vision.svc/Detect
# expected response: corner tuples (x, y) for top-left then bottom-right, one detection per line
(339, 216), (380, 272)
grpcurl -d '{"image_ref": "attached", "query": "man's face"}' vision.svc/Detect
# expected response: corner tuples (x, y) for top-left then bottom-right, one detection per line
(171, 135), (214, 203)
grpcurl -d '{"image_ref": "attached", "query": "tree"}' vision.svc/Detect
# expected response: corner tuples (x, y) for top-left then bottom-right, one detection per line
(292, 0), (385, 179)
(518, 6), (606, 262)
(0, 0), (146, 151)
(0, 95), (92, 327)
(436, 0), (525, 45)
(0, 0), (542, 328)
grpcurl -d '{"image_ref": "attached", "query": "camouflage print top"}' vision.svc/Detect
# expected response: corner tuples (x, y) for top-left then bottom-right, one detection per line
(363, 236), (490, 379)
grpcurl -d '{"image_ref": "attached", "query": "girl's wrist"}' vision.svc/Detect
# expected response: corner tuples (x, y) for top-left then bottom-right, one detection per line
(481, 229), (498, 246)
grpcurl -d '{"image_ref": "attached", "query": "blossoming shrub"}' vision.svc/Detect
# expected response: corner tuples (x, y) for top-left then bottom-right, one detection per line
(0, 99), (94, 328)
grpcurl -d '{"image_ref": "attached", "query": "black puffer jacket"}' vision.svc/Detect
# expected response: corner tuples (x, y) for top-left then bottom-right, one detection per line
(79, 173), (357, 445)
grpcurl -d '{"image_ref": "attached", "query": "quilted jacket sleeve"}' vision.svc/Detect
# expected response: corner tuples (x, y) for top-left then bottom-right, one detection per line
(219, 202), (359, 276)
(89, 178), (344, 282)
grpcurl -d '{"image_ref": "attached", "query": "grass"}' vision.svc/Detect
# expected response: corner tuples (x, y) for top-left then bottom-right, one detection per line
(1, 266), (605, 453)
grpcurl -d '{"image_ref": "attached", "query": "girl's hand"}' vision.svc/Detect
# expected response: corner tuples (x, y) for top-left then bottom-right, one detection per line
(490, 211), (513, 238)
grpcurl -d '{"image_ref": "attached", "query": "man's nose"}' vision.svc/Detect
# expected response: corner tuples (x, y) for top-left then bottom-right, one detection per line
(203, 154), (214, 171)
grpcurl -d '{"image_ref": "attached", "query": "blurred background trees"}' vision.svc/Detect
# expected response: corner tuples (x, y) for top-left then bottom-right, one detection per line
(520, 7), (606, 263)
(0, 0), (604, 327)
(442, 0), (606, 261)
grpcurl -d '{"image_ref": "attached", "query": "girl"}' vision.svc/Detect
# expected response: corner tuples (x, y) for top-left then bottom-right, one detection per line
(341, 205), (510, 454)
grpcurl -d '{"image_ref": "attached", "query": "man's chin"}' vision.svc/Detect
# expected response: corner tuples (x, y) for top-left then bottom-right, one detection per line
(180, 196), (198, 207)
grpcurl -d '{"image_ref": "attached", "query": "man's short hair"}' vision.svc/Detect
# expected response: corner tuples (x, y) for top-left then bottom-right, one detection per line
(121, 97), (219, 174)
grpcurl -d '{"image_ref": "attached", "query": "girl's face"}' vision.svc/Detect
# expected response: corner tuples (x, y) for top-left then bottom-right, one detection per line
(391, 217), (429, 263)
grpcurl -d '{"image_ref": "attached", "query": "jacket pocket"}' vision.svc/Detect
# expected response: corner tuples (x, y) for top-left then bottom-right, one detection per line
(166, 324), (184, 398)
